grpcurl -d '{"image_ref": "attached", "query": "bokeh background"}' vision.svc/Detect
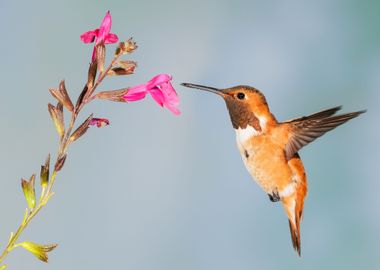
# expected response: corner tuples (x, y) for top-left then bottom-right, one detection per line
(0, 0), (378, 269)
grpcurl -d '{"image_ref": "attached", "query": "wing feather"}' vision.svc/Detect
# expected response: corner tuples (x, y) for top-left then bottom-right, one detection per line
(283, 107), (365, 159)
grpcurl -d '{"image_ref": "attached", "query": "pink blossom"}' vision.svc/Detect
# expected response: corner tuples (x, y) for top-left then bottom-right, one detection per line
(90, 118), (110, 128)
(80, 11), (119, 60)
(123, 74), (180, 115)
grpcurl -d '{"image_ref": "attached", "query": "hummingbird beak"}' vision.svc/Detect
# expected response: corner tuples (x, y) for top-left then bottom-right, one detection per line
(181, 83), (225, 97)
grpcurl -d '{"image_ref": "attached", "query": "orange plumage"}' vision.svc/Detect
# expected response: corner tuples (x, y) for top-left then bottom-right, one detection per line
(182, 82), (365, 256)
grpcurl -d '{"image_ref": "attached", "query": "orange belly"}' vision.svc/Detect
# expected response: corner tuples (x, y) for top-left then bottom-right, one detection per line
(242, 136), (294, 193)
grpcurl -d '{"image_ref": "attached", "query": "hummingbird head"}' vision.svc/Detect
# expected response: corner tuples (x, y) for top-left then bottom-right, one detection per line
(181, 83), (275, 130)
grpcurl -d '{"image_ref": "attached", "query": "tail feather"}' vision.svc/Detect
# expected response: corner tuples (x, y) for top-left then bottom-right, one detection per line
(283, 153), (307, 256)
(282, 186), (305, 256)
(288, 216), (301, 256)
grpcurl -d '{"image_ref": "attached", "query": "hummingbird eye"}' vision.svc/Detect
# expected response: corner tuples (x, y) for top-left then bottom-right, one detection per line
(236, 92), (245, 100)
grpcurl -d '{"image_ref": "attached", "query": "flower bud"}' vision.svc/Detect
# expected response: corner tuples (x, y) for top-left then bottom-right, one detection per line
(115, 38), (137, 56)
(21, 174), (36, 210)
(40, 154), (50, 188)
(15, 241), (57, 263)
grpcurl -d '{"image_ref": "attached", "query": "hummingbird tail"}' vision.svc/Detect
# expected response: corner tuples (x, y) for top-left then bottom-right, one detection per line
(283, 192), (305, 256)
(283, 152), (307, 256)
(288, 214), (301, 256)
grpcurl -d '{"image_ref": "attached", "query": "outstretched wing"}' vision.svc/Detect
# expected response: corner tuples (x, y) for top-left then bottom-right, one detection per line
(282, 106), (365, 160)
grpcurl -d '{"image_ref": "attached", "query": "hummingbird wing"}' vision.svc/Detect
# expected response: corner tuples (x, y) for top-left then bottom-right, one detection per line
(282, 106), (365, 160)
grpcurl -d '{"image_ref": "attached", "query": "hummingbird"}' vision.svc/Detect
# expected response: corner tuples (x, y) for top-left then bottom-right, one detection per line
(181, 82), (365, 256)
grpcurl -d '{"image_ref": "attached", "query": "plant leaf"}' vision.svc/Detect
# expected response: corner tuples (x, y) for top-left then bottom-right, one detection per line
(0, 264), (7, 270)
(15, 242), (58, 263)
(70, 114), (93, 142)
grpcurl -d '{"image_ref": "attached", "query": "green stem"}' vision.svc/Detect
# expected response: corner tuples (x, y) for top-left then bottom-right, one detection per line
(0, 170), (57, 263)
(0, 47), (122, 266)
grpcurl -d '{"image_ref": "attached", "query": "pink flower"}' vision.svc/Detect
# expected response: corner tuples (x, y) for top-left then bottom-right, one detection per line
(80, 11), (119, 60)
(90, 118), (110, 128)
(123, 74), (180, 115)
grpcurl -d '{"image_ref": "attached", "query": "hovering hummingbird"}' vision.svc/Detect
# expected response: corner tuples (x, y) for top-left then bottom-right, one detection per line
(181, 82), (365, 255)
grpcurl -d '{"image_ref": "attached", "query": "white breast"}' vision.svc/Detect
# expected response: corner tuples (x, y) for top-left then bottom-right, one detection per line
(235, 124), (263, 165)
(235, 117), (266, 172)
(235, 115), (267, 146)
(235, 125), (260, 145)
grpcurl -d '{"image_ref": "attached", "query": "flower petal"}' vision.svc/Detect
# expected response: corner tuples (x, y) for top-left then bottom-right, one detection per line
(80, 29), (98, 43)
(124, 91), (147, 101)
(123, 74), (180, 115)
(123, 84), (149, 101)
(104, 33), (119, 44)
(125, 84), (148, 94)
(160, 82), (181, 115)
(89, 118), (110, 128)
(165, 104), (181, 115)
(161, 82), (180, 106)
(145, 74), (172, 89)
(96, 11), (112, 45)
(149, 87), (165, 106)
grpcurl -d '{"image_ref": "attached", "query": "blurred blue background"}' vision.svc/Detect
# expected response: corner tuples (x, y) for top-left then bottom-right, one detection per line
(0, 0), (378, 269)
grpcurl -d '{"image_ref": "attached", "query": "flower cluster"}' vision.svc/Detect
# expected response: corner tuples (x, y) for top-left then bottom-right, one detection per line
(81, 11), (180, 122)
(0, 11), (180, 268)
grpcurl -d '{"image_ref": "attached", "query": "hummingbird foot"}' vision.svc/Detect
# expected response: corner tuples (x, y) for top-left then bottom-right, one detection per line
(268, 190), (280, 202)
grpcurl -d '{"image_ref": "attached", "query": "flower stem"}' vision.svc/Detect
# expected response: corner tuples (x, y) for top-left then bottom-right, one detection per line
(0, 46), (122, 266)
(0, 68), (93, 264)
(85, 54), (121, 104)
(0, 170), (57, 263)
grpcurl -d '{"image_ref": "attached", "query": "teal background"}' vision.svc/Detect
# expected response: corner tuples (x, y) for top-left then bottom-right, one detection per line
(0, 0), (378, 269)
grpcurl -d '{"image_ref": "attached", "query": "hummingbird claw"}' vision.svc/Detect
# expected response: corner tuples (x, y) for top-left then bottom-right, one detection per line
(268, 191), (280, 202)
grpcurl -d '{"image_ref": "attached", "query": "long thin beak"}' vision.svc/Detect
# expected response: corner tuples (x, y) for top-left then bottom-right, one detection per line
(181, 83), (224, 96)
